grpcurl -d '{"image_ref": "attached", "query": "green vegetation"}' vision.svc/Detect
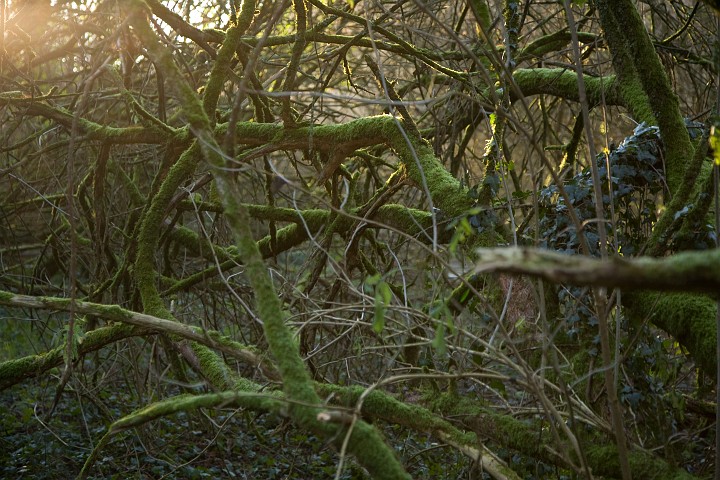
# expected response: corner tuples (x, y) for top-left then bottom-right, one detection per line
(1, 0), (718, 478)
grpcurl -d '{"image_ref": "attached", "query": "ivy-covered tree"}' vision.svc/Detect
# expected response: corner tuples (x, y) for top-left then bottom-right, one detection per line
(0, 0), (717, 478)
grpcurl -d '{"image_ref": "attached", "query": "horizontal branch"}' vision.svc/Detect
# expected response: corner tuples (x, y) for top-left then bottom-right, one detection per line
(474, 247), (720, 294)
(0, 99), (179, 144)
(0, 323), (144, 390)
(0, 290), (279, 382)
(510, 68), (619, 106)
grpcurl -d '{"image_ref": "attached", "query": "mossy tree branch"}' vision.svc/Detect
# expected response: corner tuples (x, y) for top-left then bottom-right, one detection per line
(126, 2), (412, 478)
(0, 290), (279, 382)
(474, 246), (720, 294)
(0, 321), (146, 391)
(596, 0), (694, 193)
(474, 247), (719, 374)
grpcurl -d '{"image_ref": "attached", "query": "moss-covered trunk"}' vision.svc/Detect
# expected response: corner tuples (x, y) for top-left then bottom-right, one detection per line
(595, 0), (718, 378)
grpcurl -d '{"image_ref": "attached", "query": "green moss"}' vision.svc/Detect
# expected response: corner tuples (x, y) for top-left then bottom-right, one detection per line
(470, 410), (698, 479)
(210, 186), (418, 471)
(594, 3), (655, 125)
(343, 421), (412, 480)
(479, 411), (542, 450)
(208, 177), (322, 423)
(647, 135), (710, 255)
(383, 125), (470, 217)
(191, 342), (244, 391)
(40, 295), (73, 309)
(246, 205), (329, 224)
(0, 323), (141, 390)
(624, 291), (717, 376)
(103, 304), (132, 320)
(224, 115), (476, 231)
(81, 121), (173, 144)
(586, 445), (695, 479)
(221, 120), (281, 143)
(617, 77), (655, 124)
(109, 390), (281, 432)
(517, 31), (597, 63)
(599, 0), (693, 193)
(169, 225), (233, 263)
(0, 354), (51, 385)
(80, 389), (286, 479)
(202, 12), (249, 118)
(468, 0), (491, 34)
(134, 142), (201, 317)
(675, 163), (716, 249)
(511, 68), (619, 106)
(315, 384), (476, 466)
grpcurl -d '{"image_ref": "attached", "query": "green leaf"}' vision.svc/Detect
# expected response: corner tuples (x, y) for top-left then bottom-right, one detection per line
(459, 288), (470, 303)
(378, 281), (392, 305)
(431, 322), (446, 355)
(373, 281), (392, 334)
(373, 297), (386, 334)
(710, 125), (720, 166)
(365, 273), (381, 287)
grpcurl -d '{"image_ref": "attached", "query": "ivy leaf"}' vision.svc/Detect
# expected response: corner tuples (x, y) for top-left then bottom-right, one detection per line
(449, 217), (472, 254)
(673, 205), (690, 220)
(482, 174), (500, 193)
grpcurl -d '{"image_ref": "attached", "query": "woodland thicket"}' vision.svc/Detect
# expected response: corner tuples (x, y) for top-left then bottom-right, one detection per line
(1, 0), (719, 479)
